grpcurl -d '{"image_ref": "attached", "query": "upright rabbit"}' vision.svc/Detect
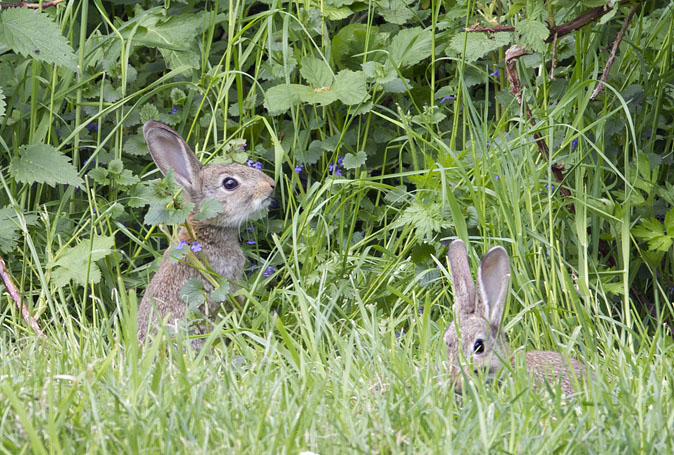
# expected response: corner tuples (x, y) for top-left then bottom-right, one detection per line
(444, 239), (586, 395)
(137, 121), (275, 346)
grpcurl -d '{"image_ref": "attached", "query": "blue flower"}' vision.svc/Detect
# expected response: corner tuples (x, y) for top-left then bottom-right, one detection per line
(334, 168), (343, 176)
(337, 155), (344, 166)
(170, 107), (178, 114)
(441, 240), (449, 245)
(494, 174), (499, 180)
(396, 330), (405, 338)
(571, 138), (578, 151)
(235, 141), (247, 151)
(439, 95), (455, 104)
(295, 164), (304, 174)
(176, 239), (188, 250)
(418, 306), (424, 315)
(490, 69), (500, 77)
(247, 239), (256, 245)
(190, 241), (203, 252)
(263, 266), (275, 278)
(86, 123), (98, 132)
(545, 184), (555, 191)
(247, 159), (262, 170)
(247, 226), (254, 232)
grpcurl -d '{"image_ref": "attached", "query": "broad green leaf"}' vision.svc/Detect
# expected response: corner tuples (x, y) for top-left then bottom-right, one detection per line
(0, 86), (5, 121)
(0, 206), (37, 254)
(0, 8), (77, 70)
(144, 200), (194, 226)
(209, 277), (230, 303)
(665, 208), (674, 237)
(516, 19), (549, 54)
(331, 70), (369, 105)
(88, 168), (110, 185)
(180, 278), (206, 306)
(632, 218), (664, 242)
(343, 151), (367, 169)
(300, 56), (334, 87)
(389, 27), (433, 68)
(377, 0), (415, 25)
(332, 24), (383, 71)
(193, 198), (224, 221)
(9, 144), (83, 187)
(264, 84), (309, 114)
(123, 135), (149, 156)
(448, 32), (511, 63)
(51, 235), (115, 287)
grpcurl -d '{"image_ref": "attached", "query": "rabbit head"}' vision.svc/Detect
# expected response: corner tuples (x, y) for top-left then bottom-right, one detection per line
(143, 120), (275, 228)
(444, 239), (511, 390)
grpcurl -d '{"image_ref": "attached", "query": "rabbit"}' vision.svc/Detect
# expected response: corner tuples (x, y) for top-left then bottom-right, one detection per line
(137, 121), (275, 347)
(443, 239), (586, 395)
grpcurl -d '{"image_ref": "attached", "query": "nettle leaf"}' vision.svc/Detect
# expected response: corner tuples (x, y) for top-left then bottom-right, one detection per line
(9, 144), (83, 187)
(300, 56), (333, 87)
(0, 8), (77, 70)
(331, 70), (369, 105)
(0, 86), (5, 121)
(448, 32), (511, 63)
(51, 235), (115, 287)
(0, 206), (38, 254)
(180, 278), (206, 306)
(343, 151), (367, 169)
(389, 27), (433, 68)
(516, 19), (549, 54)
(193, 198), (224, 221)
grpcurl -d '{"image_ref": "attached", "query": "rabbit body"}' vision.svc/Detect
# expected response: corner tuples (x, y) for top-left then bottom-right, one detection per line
(444, 240), (585, 395)
(137, 121), (274, 344)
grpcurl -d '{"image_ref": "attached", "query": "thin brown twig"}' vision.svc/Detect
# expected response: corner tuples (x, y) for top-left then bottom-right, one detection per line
(0, 0), (65, 9)
(464, 24), (515, 34)
(0, 256), (46, 338)
(590, 4), (639, 100)
(504, 45), (572, 203)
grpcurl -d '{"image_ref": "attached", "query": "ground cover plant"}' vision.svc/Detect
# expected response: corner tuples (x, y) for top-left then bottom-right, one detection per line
(1, 0), (674, 452)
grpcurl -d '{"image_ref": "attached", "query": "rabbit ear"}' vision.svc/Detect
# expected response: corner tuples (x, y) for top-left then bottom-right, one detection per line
(447, 239), (476, 314)
(476, 246), (510, 327)
(143, 121), (202, 195)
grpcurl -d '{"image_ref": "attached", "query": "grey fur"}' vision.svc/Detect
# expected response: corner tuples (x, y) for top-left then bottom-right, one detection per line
(137, 121), (275, 346)
(444, 239), (586, 395)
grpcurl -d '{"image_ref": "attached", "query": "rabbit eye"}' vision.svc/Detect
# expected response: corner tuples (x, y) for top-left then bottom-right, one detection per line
(473, 339), (485, 354)
(222, 177), (239, 190)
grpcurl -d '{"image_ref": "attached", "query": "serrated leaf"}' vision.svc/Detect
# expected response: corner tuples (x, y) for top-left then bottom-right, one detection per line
(378, 0), (415, 25)
(332, 23), (383, 71)
(516, 19), (549, 54)
(0, 86), (5, 121)
(665, 209), (674, 237)
(9, 144), (83, 187)
(0, 206), (37, 254)
(448, 32), (511, 63)
(632, 218), (664, 242)
(180, 278), (207, 307)
(264, 83), (309, 114)
(331, 70), (369, 105)
(389, 27), (433, 68)
(193, 198), (224, 221)
(343, 151), (367, 169)
(51, 235), (115, 287)
(144, 200), (194, 226)
(0, 8), (77, 70)
(88, 167), (110, 185)
(391, 201), (452, 239)
(300, 56), (334, 87)
(123, 135), (149, 156)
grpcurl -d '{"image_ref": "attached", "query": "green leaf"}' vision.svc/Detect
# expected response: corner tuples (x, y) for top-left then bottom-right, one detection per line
(377, 0), (415, 25)
(448, 32), (512, 63)
(388, 27), (433, 68)
(332, 24), (383, 71)
(391, 201), (452, 239)
(88, 167), (110, 185)
(664, 208), (674, 237)
(0, 206), (37, 254)
(0, 86), (5, 121)
(140, 104), (161, 124)
(9, 144), (83, 188)
(331, 70), (369, 105)
(209, 277), (230, 303)
(300, 56), (334, 87)
(193, 198), (224, 221)
(51, 235), (115, 287)
(180, 278), (206, 306)
(144, 200), (194, 226)
(632, 218), (664, 242)
(264, 83), (308, 114)
(0, 8), (77, 70)
(123, 135), (149, 156)
(516, 19), (549, 54)
(343, 151), (367, 169)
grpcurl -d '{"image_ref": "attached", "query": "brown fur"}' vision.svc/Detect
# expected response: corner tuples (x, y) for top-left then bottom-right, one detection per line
(444, 240), (586, 395)
(137, 121), (274, 346)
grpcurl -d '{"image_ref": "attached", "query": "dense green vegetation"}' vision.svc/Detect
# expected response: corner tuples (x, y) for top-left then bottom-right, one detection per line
(1, 0), (673, 452)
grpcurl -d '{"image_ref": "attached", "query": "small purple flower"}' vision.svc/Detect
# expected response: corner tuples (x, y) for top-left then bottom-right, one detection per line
(86, 123), (98, 132)
(190, 241), (203, 253)
(295, 164), (304, 173)
(247, 226), (254, 232)
(486, 140), (491, 147)
(490, 69), (500, 77)
(263, 266), (275, 278)
(545, 184), (555, 191)
(328, 163), (335, 173)
(337, 155), (344, 166)
(235, 141), (247, 151)
(571, 138), (578, 151)
(170, 107), (178, 114)
(334, 168), (342, 176)
(247, 159), (262, 170)
(441, 240), (449, 245)
(494, 174), (499, 180)
(176, 239), (188, 250)
(56, 129), (61, 136)
(247, 239), (256, 245)
(418, 306), (424, 315)
(396, 330), (405, 338)
(439, 95), (455, 104)
(247, 264), (259, 274)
